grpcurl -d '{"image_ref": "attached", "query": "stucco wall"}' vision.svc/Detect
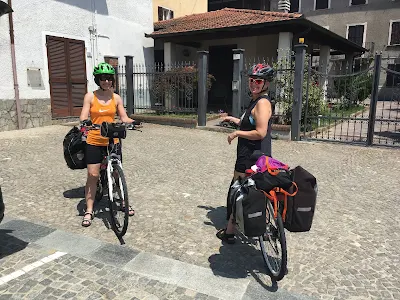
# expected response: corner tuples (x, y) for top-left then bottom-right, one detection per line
(1, 0), (154, 101)
(195, 34), (280, 61)
(153, 0), (207, 20)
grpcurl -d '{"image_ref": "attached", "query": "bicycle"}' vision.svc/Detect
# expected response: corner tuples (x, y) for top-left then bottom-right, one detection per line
(83, 121), (141, 238)
(231, 174), (289, 281)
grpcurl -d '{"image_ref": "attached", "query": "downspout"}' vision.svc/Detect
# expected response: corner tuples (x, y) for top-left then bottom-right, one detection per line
(8, 0), (22, 129)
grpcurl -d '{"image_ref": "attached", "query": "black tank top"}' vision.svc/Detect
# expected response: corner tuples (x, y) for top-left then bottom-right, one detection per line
(237, 95), (272, 158)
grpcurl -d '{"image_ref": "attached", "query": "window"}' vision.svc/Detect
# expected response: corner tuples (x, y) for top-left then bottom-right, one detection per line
(389, 21), (400, 46)
(158, 6), (174, 21)
(386, 64), (400, 87)
(315, 0), (329, 10)
(290, 0), (300, 13)
(347, 24), (366, 47)
(350, 0), (366, 5)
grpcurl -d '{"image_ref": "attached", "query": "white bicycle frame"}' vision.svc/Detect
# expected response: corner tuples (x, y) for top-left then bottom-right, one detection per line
(106, 152), (125, 204)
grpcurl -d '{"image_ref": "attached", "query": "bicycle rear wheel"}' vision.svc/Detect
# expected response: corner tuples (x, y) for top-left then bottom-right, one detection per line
(107, 163), (129, 238)
(259, 200), (287, 281)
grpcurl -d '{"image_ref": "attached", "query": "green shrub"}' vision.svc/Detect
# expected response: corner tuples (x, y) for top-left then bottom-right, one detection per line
(272, 57), (324, 126)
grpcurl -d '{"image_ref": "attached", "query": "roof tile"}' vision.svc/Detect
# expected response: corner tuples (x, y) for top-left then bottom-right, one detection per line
(150, 8), (302, 36)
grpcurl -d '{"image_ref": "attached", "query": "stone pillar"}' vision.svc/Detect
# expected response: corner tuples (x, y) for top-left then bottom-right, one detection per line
(277, 32), (293, 65)
(344, 53), (355, 73)
(276, 32), (293, 107)
(164, 42), (176, 70)
(291, 42), (307, 141)
(319, 46), (330, 101)
(232, 49), (245, 118)
(197, 51), (209, 126)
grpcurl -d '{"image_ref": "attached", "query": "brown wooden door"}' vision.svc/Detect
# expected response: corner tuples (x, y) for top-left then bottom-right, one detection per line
(46, 36), (87, 117)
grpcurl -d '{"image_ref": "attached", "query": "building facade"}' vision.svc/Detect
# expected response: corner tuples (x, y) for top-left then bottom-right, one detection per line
(0, 0), (154, 131)
(153, 0), (207, 21)
(271, 0), (400, 55)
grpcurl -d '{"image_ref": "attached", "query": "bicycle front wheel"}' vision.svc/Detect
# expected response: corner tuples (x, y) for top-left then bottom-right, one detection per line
(107, 164), (129, 238)
(259, 200), (287, 281)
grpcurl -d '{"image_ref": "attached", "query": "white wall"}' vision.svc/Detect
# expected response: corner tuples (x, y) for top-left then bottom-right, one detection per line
(1, 0), (154, 100)
(0, 10), (14, 100)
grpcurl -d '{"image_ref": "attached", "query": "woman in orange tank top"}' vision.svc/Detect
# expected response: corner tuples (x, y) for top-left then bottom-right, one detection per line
(79, 62), (136, 227)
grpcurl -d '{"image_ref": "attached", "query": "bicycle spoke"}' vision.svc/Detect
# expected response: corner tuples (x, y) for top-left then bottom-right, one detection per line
(259, 200), (287, 281)
(108, 164), (129, 238)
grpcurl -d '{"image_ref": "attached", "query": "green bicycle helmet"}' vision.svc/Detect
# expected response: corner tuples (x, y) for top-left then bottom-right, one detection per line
(93, 62), (115, 76)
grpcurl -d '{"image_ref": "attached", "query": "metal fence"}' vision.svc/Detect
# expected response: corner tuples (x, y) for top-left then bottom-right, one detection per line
(302, 55), (374, 144)
(116, 65), (127, 107)
(301, 53), (399, 147)
(117, 46), (398, 147)
(372, 55), (400, 146)
(118, 62), (197, 114)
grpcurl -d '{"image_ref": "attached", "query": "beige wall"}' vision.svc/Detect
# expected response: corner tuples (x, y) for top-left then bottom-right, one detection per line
(307, 8), (400, 54)
(171, 35), (280, 64)
(153, 0), (207, 20)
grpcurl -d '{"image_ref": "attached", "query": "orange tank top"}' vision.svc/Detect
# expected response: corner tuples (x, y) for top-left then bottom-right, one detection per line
(86, 92), (118, 146)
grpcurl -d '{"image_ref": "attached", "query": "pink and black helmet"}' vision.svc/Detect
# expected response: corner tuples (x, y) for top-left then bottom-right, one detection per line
(248, 63), (275, 82)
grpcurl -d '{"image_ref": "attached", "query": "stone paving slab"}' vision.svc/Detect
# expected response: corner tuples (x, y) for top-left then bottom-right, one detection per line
(1, 219), (55, 243)
(124, 252), (249, 300)
(0, 124), (400, 299)
(35, 230), (104, 257)
(88, 243), (140, 268)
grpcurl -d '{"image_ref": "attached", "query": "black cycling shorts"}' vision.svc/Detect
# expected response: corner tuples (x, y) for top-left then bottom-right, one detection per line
(85, 143), (122, 165)
(234, 155), (251, 174)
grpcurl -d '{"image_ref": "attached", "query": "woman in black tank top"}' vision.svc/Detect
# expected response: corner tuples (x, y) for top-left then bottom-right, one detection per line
(217, 63), (275, 244)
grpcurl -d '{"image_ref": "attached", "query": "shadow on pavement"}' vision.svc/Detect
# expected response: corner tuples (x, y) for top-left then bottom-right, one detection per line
(0, 229), (29, 260)
(199, 205), (279, 292)
(67, 187), (125, 244)
(63, 186), (85, 199)
(374, 130), (400, 143)
(63, 186), (112, 230)
(76, 198), (113, 232)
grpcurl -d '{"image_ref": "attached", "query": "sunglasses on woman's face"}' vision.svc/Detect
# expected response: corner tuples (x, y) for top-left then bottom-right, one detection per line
(99, 74), (114, 81)
(249, 78), (264, 85)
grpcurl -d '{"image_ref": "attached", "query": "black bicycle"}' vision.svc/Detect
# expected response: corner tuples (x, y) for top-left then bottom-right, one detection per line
(232, 176), (288, 281)
(85, 121), (141, 238)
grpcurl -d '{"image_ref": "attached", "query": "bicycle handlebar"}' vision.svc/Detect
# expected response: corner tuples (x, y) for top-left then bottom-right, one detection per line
(80, 121), (143, 132)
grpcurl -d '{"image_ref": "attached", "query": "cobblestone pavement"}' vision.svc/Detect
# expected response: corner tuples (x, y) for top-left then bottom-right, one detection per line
(0, 124), (400, 299)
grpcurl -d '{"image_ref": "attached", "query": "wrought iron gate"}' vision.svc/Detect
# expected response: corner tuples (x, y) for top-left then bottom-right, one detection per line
(302, 53), (400, 147)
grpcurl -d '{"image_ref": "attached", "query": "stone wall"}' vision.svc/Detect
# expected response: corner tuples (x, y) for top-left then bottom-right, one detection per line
(0, 99), (52, 132)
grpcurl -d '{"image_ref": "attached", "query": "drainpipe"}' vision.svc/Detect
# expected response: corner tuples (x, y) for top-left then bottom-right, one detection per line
(8, 0), (22, 129)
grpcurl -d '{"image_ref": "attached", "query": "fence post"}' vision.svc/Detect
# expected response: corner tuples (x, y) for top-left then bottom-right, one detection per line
(197, 51), (209, 126)
(114, 66), (119, 95)
(125, 55), (134, 115)
(291, 40), (307, 141)
(232, 49), (245, 118)
(366, 54), (382, 146)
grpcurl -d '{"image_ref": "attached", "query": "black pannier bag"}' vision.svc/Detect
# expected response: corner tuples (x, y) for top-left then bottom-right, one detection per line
(63, 126), (86, 170)
(284, 166), (318, 232)
(231, 179), (267, 237)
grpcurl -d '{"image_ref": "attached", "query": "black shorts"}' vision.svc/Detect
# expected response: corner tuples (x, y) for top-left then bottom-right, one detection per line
(85, 143), (122, 165)
(235, 143), (272, 173)
(234, 155), (251, 174)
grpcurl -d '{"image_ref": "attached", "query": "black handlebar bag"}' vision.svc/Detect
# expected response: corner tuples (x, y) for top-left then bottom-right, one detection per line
(100, 122), (127, 139)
